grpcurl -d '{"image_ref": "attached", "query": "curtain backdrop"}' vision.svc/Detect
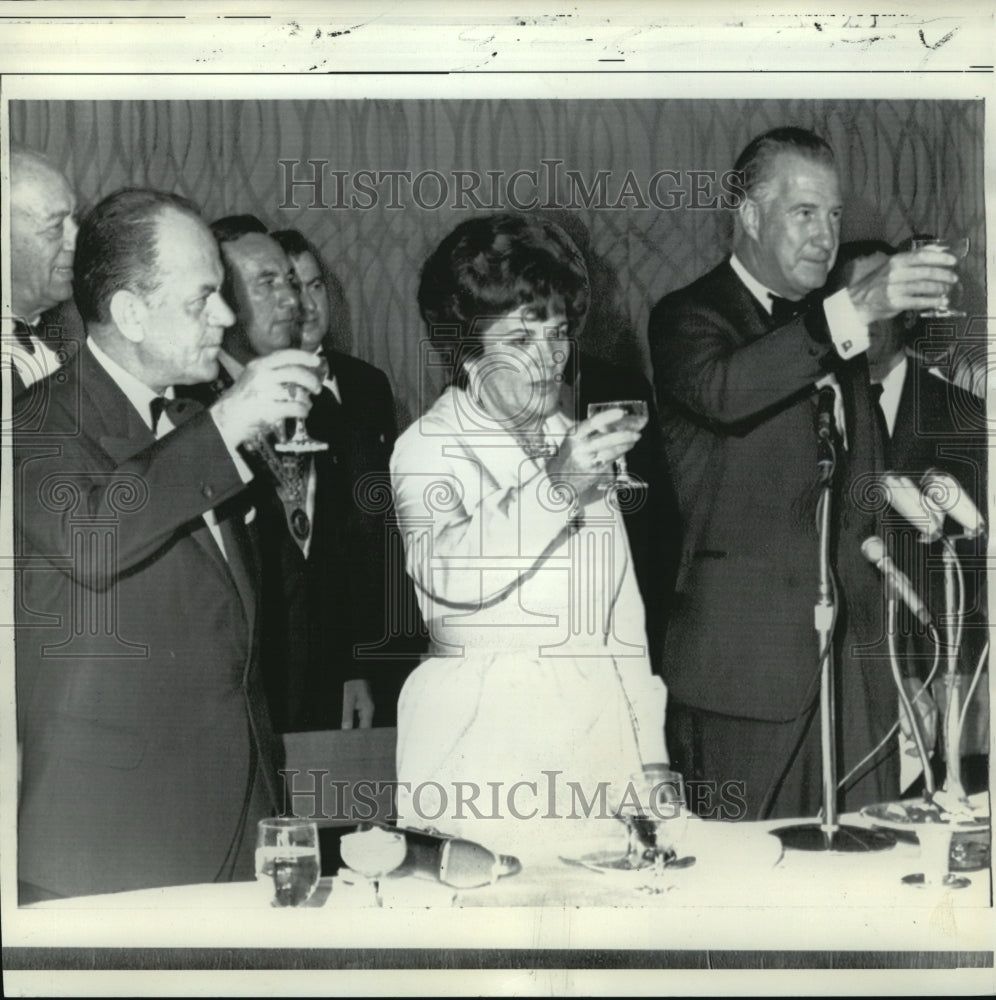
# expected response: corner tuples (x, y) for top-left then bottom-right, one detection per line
(10, 99), (986, 427)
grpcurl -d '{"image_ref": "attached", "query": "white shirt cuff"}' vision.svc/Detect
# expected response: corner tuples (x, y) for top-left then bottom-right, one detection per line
(210, 410), (255, 484)
(823, 288), (870, 360)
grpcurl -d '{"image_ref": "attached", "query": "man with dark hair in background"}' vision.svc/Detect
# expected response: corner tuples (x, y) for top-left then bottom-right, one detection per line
(188, 218), (391, 733)
(6, 145), (79, 395)
(272, 228), (422, 729)
(830, 239), (988, 797)
(15, 189), (321, 901)
(649, 126), (961, 819)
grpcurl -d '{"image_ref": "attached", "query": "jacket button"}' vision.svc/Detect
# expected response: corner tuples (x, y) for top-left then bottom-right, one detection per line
(202, 484), (215, 499)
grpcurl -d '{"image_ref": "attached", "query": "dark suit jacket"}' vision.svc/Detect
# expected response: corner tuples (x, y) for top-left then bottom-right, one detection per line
(649, 260), (891, 737)
(188, 350), (423, 732)
(15, 347), (282, 898)
(887, 357), (987, 492)
(272, 350), (423, 731)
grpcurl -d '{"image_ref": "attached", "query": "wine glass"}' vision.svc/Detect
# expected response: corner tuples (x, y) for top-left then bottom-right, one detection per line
(617, 766), (690, 875)
(909, 237), (970, 318)
(586, 400), (648, 490)
(255, 817), (322, 907)
(339, 825), (409, 906)
(902, 821), (971, 890)
(275, 353), (329, 454)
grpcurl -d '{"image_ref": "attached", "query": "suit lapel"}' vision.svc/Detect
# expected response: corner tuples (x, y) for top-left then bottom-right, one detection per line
(718, 262), (773, 345)
(308, 383), (347, 554)
(156, 395), (247, 588)
(85, 349), (158, 457)
(167, 394), (257, 630)
(83, 349), (251, 618)
(839, 358), (885, 477)
(217, 503), (257, 639)
(888, 366), (918, 472)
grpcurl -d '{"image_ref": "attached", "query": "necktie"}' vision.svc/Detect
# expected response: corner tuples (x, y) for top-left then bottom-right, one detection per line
(869, 381), (890, 442)
(13, 319), (36, 355)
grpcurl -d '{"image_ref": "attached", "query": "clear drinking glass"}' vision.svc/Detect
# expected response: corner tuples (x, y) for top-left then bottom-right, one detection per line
(903, 821), (970, 889)
(909, 237), (970, 318)
(586, 399), (648, 490)
(255, 817), (322, 907)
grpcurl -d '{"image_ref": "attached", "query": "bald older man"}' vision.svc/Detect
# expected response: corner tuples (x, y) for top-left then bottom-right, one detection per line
(7, 145), (79, 395)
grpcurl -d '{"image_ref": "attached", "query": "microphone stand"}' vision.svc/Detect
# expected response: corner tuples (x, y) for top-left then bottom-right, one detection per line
(939, 538), (967, 803)
(775, 422), (895, 852)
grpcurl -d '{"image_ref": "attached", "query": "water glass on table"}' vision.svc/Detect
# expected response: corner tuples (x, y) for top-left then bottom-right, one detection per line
(255, 817), (322, 907)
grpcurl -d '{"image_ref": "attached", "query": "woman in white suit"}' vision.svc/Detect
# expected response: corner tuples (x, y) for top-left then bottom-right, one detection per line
(391, 214), (668, 862)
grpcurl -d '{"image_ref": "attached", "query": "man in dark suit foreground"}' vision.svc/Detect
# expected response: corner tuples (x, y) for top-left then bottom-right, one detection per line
(15, 189), (322, 901)
(649, 127), (960, 819)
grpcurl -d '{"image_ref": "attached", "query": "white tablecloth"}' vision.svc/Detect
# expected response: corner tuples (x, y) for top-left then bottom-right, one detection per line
(25, 811), (990, 913)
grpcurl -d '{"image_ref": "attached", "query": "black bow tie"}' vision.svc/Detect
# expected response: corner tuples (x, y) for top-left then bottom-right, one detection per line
(149, 395), (184, 434)
(768, 294), (805, 326)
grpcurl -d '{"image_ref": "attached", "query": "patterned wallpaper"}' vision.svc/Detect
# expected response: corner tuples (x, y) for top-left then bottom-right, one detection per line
(10, 99), (986, 427)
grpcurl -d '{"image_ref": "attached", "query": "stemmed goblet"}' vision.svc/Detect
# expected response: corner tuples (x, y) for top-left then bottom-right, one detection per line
(275, 353), (329, 453)
(586, 400), (648, 490)
(339, 825), (408, 906)
(616, 766), (691, 875)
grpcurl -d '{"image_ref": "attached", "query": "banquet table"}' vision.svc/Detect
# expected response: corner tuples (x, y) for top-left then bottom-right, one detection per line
(16, 808), (992, 959)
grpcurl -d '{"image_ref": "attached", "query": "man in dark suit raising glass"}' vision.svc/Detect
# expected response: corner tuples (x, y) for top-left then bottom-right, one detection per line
(648, 127), (961, 819)
(15, 189), (321, 901)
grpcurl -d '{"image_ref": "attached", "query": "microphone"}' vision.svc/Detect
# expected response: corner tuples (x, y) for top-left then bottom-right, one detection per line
(861, 535), (933, 628)
(921, 468), (986, 539)
(816, 386), (837, 441)
(881, 473), (944, 543)
(390, 825), (521, 889)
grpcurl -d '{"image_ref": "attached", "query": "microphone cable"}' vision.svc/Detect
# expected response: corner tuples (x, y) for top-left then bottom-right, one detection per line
(836, 621), (942, 794)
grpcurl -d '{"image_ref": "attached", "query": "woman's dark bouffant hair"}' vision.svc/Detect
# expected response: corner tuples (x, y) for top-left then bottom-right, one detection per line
(417, 213), (590, 389)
